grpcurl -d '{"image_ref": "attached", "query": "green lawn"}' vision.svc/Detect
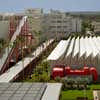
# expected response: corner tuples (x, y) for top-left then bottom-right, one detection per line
(61, 84), (100, 100)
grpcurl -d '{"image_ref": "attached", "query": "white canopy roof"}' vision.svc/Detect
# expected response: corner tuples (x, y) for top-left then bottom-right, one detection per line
(72, 37), (79, 57)
(65, 38), (75, 57)
(47, 36), (100, 61)
(47, 39), (70, 60)
(79, 37), (86, 57)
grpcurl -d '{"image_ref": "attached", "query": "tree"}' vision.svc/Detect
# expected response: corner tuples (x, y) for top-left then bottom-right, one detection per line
(39, 74), (50, 82)
(55, 76), (61, 82)
(0, 38), (6, 53)
(29, 61), (50, 82)
(82, 20), (94, 33)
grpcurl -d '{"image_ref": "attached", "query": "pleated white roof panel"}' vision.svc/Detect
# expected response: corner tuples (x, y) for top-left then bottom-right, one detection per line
(93, 37), (100, 53)
(84, 37), (93, 57)
(96, 37), (100, 51)
(79, 37), (86, 57)
(47, 36), (100, 61)
(47, 39), (70, 60)
(97, 36), (100, 41)
(89, 37), (99, 57)
(65, 38), (75, 57)
(72, 37), (79, 57)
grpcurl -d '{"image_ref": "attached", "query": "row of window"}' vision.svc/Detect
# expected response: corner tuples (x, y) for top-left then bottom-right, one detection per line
(48, 31), (70, 33)
(49, 26), (72, 28)
(51, 20), (71, 23)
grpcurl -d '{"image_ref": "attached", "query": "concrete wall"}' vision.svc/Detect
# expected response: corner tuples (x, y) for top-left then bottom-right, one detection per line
(0, 21), (9, 39)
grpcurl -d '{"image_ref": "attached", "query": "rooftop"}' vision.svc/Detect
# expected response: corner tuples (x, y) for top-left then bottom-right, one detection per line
(0, 83), (62, 100)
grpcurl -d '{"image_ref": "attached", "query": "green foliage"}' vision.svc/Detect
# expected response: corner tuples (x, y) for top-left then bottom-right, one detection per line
(35, 66), (43, 75)
(61, 90), (93, 100)
(60, 76), (92, 90)
(33, 30), (42, 36)
(0, 38), (6, 52)
(39, 73), (50, 82)
(23, 42), (58, 82)
(55, 76), (61, 82)
(40, 61), (50, 72)
(61, 84), (100, 100)
(24, 61), (50, 82)
(82, 20), (94, 33)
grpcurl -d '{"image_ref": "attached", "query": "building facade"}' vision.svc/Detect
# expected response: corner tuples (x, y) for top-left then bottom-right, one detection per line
(25, 8), (43, 33)
(0, 9), (82, 39)
(0, 21), (9, 39)
(25, 9), (82, 38)
(42, 10), (82, 38)
(92, 21), (100, 33)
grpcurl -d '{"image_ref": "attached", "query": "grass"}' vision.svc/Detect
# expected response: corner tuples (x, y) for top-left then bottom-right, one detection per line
(61, 84), (100, 100)
(90, 84), (100, 89)
(61, 90), (93, 100)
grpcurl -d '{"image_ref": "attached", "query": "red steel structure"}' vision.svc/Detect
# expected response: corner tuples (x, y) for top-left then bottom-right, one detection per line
(9, 16), (22, 39)
(51, 65), (98, 82)
(1, 15), (33, 74)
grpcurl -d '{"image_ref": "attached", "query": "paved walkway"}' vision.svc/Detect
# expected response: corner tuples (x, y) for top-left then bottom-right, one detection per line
(42, 83), (62, 100)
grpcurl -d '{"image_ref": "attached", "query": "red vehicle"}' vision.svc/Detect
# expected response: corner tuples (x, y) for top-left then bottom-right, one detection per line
(51, 65), (98, 82)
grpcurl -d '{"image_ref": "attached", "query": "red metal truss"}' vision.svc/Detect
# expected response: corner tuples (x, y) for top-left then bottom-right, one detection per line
(1, 16), (33, 74)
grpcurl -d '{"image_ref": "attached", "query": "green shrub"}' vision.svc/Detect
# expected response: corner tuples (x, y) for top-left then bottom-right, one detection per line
(39, 74), (50, 82)
(55, 76), (61, 82)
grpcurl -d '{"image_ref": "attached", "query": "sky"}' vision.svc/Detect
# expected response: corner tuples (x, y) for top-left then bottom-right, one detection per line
(0, 0), (100, 12)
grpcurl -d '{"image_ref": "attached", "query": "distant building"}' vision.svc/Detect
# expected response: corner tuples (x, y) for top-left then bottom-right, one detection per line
(0, 20), (9, 39)
(0, 9), (82, 39)
(92, 21), (100, 33)
(25, 9), (82, 38)
(25, 8), (43, 16)
(0, 13), (23, 39)
(42, 10), (82, 38)
(25, 8), (43, 33)
(0, 14), (11, 39)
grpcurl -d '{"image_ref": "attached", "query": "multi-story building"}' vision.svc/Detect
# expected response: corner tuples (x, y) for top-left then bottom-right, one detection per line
(0, 13), (23, 39)
(0, 20), (9, 39)
(25, 9), (82, 38)
(42, 10), (82, 38)
(0, 14), (11, 39)
(92, 21), (100, 33)
(0, 13), (23, 40)
(25, 8), (43, 33)
(0, 9), (82, 40)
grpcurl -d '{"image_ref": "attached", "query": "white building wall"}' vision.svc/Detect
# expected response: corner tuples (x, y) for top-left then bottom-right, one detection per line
(0, 21), (9, 39)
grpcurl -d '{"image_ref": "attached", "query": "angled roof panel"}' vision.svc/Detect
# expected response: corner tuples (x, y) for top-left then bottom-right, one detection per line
(96, 37), (100, 52)
(79, 37), (86, 57)
(47, 39), (70, 60)
(84, 37), (93, 57)
(65, 38), (75, 57)
(72, 37), (79, 57)
(93, 37), (100, 55)
(89, 37), (99, 57)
